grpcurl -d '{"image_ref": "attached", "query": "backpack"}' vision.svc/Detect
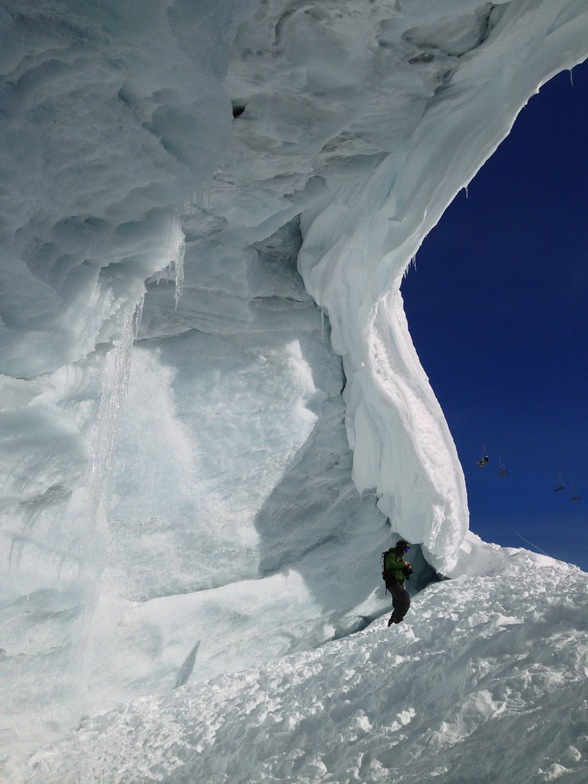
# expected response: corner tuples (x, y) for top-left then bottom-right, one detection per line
(381, 548), (395, 593)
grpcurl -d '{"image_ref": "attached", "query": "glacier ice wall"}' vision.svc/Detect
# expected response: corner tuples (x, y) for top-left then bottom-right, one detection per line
(221, 0), (588, 572)
(1, 0), (588, 760)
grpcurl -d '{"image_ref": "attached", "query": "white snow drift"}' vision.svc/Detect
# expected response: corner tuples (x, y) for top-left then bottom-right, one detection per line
(19, 548), (588, 783)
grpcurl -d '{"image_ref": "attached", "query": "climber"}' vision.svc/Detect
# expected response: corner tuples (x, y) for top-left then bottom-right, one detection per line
(382, 540), (413, 626)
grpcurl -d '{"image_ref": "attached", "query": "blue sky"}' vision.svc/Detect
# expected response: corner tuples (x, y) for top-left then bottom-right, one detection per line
(402, 59), (588, 572)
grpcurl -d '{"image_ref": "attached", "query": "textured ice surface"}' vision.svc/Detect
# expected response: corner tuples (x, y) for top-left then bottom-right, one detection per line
(1, 0), (588, 770)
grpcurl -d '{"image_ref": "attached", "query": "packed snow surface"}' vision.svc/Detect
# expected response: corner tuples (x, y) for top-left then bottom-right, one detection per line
(1, 0), (588, 776)
(18, 549), (588, 783)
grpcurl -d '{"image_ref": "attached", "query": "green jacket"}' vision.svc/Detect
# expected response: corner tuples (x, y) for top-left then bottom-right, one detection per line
(384, 549), (408, 584)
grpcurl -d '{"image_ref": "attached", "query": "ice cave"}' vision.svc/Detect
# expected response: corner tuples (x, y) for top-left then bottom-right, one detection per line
(1, 1), (587, 781)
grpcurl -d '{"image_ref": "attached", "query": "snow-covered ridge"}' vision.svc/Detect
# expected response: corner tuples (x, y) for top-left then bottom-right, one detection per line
(1, 0), (588, 771)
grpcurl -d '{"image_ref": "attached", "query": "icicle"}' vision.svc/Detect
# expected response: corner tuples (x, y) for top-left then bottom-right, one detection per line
(172, 234), (185, 309)
(133, 292), (145, 336)
(569, 68), (574, 87)
(163, 217), (186, 308)
(146, 219), (185, 308)
(464, 185), (469, 199)
(403, 256), (417, 278)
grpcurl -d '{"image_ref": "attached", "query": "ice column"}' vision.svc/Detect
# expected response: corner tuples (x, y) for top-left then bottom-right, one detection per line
(85, 297), (145, 539)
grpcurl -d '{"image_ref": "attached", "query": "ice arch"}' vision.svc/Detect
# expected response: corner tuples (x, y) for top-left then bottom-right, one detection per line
(224, 0), (588, 573)
(1, 0), (588, 760)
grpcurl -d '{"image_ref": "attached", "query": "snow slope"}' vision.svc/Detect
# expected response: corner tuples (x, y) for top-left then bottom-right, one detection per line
(19, 548), (588, 783)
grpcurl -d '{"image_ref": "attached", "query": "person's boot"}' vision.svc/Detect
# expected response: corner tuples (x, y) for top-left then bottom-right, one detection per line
(387, 614), (395, 627)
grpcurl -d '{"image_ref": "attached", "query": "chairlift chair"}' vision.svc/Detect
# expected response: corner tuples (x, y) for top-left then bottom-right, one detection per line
(476, 444), (489, 468)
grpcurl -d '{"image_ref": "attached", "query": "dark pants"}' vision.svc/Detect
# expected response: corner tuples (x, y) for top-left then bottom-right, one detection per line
(386, 580), (410, 624)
